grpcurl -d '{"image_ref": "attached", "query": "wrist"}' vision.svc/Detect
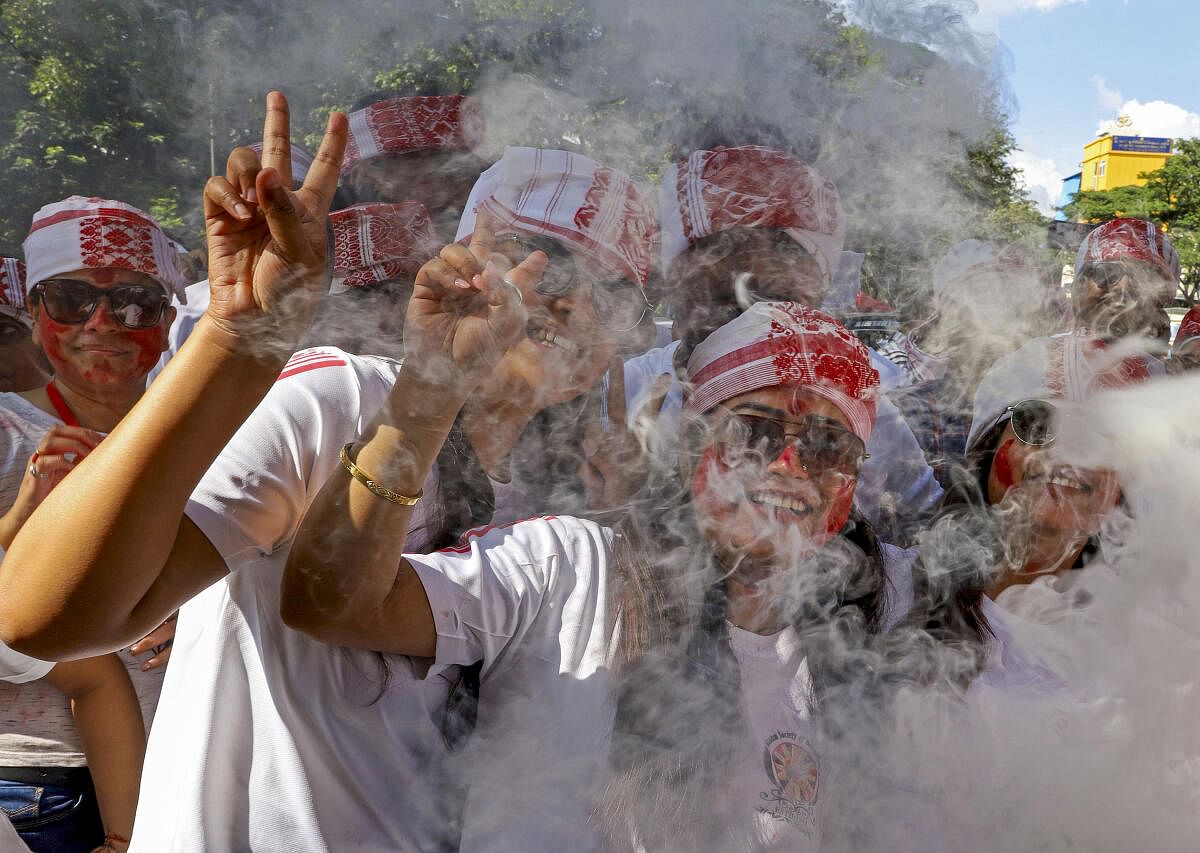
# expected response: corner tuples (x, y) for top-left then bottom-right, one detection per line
(385, 366), (472, 429)
(190, 314), (300, 370)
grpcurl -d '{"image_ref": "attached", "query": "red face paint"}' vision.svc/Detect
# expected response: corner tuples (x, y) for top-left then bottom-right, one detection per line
(993, 437), (1019, 491)
(37, 306), (164, 388)
(820, 477), (857, 539)
(774, 442), (801, 469)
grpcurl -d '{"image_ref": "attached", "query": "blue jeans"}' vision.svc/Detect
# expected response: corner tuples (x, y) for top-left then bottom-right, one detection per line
(0, 768), (104, 853)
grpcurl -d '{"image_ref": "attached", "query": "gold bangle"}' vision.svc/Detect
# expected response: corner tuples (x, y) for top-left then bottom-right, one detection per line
(338, 443), (423, 506)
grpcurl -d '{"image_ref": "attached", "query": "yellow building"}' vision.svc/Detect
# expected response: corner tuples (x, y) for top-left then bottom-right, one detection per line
(1081, 132), (1172, 192)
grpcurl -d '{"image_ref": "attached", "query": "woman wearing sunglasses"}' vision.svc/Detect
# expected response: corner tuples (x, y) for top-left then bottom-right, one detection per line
(0, 197), (188, 852)
(283, 300), (915, 851)
(605, 145), (940, 545)
(906, 330), (1153, 691)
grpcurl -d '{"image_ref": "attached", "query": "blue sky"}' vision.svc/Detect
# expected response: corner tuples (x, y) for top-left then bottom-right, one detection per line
(981, 0), (1200, 212)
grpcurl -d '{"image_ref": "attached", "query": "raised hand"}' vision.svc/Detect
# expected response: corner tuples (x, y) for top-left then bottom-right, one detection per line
(404, 214), (547, 396)
(203, 91), (347, 355)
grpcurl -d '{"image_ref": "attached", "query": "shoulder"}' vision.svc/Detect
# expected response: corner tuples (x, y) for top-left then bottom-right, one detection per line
(439, 514), (615, 563)
(266, 348), (401, 410)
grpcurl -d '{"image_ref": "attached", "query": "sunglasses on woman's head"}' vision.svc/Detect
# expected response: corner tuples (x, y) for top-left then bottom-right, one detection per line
(1004, 399), (1058, 446)
(33, 278), (170, 330)
(495, 234), (649, 333)
(1079, 261), (1163, 292)
(716, 411), (868, 475)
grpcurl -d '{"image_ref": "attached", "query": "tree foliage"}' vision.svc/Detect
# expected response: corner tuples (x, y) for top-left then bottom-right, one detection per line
(0, 0), (1040, 310)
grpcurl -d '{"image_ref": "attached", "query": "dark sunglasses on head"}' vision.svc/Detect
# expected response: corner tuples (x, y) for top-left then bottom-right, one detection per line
(1079, 261), (1163, 292)
(1004, 399), (1058, 446)
(716, 411), (868, 475)
(495, 234), (649, 332)
(33, 278), (169, 330)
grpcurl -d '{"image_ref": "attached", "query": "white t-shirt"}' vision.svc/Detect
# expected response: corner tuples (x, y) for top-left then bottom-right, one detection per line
(729, 625), (822, 852)
(131, 349), (461, 853)
(0, 395), (165, 768)
(621, 341), (943, 542)
(406, 515), (915, 852)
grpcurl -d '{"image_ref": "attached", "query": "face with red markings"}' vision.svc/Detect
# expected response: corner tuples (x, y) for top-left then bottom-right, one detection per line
(986, 419), (1121, 544)
(691, 386), (863, 567)
(31, 267), (175, 390)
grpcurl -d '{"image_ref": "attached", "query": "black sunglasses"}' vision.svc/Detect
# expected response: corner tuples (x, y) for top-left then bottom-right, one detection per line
(716, 411), (868, 475)
(1078, 261), (1163, 292)
(33, 278), (170, 330)
(1003, 399), (1058, 446)
(495, 234), (649, 333)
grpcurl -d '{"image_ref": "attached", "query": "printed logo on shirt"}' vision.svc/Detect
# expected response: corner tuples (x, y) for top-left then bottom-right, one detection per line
(277, 349), (348, 381)
(758, 730), (819, 835)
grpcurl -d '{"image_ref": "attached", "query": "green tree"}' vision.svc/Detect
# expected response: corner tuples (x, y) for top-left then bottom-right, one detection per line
(0, 0), (1042, 315)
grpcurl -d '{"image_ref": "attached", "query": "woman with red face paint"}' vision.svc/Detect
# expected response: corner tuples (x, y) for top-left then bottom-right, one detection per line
(281, 300), (914, 852)
(0, 197), (187, 852)
(902, 330), (1152, 692)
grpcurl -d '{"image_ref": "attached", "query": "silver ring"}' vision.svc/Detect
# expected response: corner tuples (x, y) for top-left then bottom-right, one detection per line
(500, 275), (524, 305)
(27, 462), (45, 480)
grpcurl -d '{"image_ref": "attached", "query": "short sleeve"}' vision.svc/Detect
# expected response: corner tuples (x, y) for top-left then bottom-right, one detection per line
(0, 639), (53, 683)
(185, 349), (402, 568)
(404, 516), (613, 678)
(0, 546), (52, 682)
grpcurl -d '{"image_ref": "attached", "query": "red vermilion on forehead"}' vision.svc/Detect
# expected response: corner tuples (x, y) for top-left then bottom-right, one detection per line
(786, 392), (810, 417)
(89, 269), (121, 285)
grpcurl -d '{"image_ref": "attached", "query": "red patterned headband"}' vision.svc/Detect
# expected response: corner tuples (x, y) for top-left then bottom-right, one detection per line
(1076, 217), (1180, 284)
(661, 146), (844, 282)
(329, 202), (438, 293)
(342, 95), (484, 175)
(685, 301), (880, 442)
(0, 257), (29, 326)
(23, 196), (188, 302)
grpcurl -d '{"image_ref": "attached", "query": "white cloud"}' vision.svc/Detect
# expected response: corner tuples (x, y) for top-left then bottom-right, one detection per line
(971, 0), (1088, 32)
(1009, 147), (1068, 216)
(1096, 99), (1200, 139)
(1092, 76), (1124, 112)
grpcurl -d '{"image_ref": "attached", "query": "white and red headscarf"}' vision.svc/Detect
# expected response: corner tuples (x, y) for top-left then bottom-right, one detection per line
(684, 302), (880, 442)
(342, 95), (484, 175)
(660, 146), (845, 283)
(1075, 218), (1180, 284)
(0, 257), (29, 327)
(969, 331), (1160, 450)
(1173, 305), (1200, 355)
(22, 196), (189, 303)
(456, 147), (657, 288)
(249, 141), (314, 183)
(329, 202), (438, 294)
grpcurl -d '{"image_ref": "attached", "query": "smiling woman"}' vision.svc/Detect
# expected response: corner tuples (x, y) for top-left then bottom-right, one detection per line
(0, 195), (188, 852)
(904, 329), (1158, 690)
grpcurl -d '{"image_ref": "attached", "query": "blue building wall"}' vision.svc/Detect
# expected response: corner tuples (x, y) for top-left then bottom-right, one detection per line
(1056, 172), (1082, 221)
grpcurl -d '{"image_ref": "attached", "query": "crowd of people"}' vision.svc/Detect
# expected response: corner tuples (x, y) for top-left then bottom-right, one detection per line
(0, 89), (1195, 852)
